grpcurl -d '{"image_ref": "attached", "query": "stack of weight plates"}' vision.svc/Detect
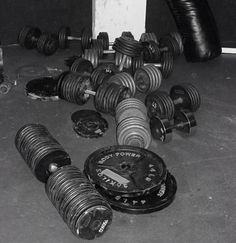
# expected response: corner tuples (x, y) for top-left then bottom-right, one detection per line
(84, 145), (177, 214)
(116, 98), (152, 149)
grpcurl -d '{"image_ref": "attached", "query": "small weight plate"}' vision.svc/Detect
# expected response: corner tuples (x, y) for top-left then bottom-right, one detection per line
(26, 77), (59, 101)
(71, 110), (102, 124)
(73, 116), (108, 138)
(84, 145), (167, 197)
(95, 171), (177, 214)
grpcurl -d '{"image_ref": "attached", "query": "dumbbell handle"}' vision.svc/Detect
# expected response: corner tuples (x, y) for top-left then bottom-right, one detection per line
(143, 63), (162, 68)
(160, 46), (169, 52)
(48, 163), (59, 173)
(68, 36), (82, 41)
(172, 97), (183, 105)
(84, 90), (96, 96)
(103, 49), (115, 54)
(221, 47), (236, 54)
(119, 55), (128, 72)
(168, 120), (188, 130)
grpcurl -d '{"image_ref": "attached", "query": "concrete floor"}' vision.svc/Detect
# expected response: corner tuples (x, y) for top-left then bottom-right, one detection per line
(0, 45), (235, 243)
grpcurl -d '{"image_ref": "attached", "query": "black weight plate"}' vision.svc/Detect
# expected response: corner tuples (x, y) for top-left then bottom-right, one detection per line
(84, 145), (167, 197)
(26, 77), (59, 101)
(73, 116), (108, 138)
(81, 28), (92, 50)
(150, 117), (173, 143)
(58, 26), (71, 49)
(95, 171), (177, 214)
(71, 58), (94, 74)
(71, 110), (102, 124)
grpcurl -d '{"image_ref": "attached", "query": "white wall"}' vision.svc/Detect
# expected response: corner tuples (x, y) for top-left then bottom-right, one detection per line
(92, 0), (147, 42)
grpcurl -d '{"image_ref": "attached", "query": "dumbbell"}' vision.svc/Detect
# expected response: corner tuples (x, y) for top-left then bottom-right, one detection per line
(18, 26), (42, 49)
(97, 31), (134, 50)
(150, 110), (197, 142)
(83, 48), (132, 69)
(36, 33), (58, 56)
(170, 83), (201, 112)
(15, 124), (113, 240)
(141, 33), (183, 60)
(145, 83), (201, 120)
(133, 51), (174, 79)
(57, 71), (131, 115)
(112, 36), (143, 71)
(57, 26), (92, 50)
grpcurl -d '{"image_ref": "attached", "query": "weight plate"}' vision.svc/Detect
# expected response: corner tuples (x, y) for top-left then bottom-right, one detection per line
(145, 91), (175, 120)
(81, 28), (92, 50)
(150, 117), (173, 143)
(97, 32), (109, 50)
(84, 145), (167, 197)
(58, 26), (71, 49)
(73, 116), (108, 138)
(70, 58), (94, 74)
(95, 171), (177, 214)
(71, 110), (102, 124)
(26, 77), (59, 101)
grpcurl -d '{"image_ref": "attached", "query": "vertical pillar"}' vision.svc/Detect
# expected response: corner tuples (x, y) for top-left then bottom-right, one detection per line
(92, 0), (147, 42)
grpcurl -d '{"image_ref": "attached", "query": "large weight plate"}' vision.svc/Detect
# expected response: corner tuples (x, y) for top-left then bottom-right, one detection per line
(95, 171), (177, 214)
(26, 77), (59, 101)
(84, 145), (167, 197)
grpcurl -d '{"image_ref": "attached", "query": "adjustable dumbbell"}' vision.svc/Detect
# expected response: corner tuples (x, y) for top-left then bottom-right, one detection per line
(18, 26), (42, 49)
(97, 31), (134, 50)
(83, 48), (132, 69)
(150, 110), (197, 142)
(170, 83), (201, 112)
(57, 26), (92, 50)
(36, 33), (58, 56)
(112, 36), (143, 71)
(15, 124), (113, 240)
(133, 51), (174, 79)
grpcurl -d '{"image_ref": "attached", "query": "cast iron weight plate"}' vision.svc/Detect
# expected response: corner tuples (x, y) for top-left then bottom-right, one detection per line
(26, 77), (59, 101)
(84, 145), (167, 197)
(73, 116), (108, 139)
(95, 171), (177, 214)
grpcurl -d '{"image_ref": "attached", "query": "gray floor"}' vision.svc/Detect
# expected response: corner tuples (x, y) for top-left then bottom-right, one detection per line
(0, 46), (235, 243)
